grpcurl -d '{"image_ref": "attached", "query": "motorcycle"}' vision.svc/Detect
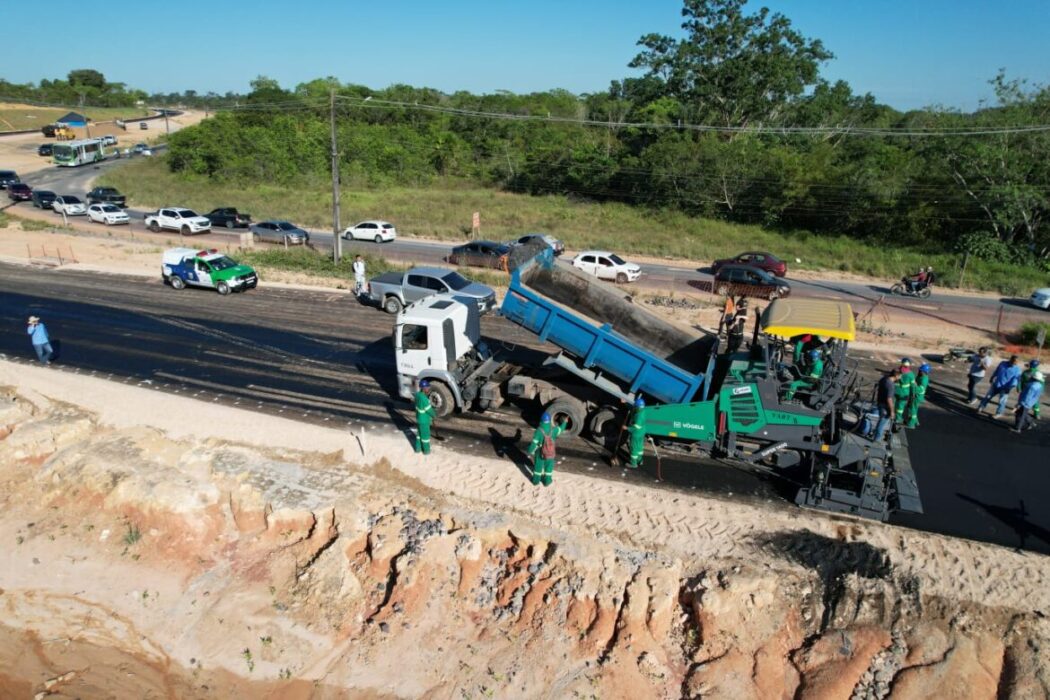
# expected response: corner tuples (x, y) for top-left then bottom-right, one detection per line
(890, 277), (933, 299)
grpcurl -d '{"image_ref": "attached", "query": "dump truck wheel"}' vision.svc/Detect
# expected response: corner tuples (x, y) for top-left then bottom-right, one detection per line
(428, 381), (455, 418)
(587, 406), (619, 446)
(546, 396), (585, 438)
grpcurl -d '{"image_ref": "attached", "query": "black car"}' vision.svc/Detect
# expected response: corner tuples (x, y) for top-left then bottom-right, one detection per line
(448, 240), (512, 270)
(7, 183), (32, 202)
(0, 170), (19, 189)
(205, 207), (252, 229)
(41, 124), (57, 137)
(713, 264), (791, 300)
(86, 186), (127, 207)
(31, 189), (57, 209)
(38, 143), (53, 157)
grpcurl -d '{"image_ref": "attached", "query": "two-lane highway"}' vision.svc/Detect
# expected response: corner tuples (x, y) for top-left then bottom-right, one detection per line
(2, 262), (1047, 554)
(12, 157), (1048, 337)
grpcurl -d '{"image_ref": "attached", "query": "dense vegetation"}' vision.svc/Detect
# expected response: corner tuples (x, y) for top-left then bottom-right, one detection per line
(159, 0), (1050, 272)
(0, 69), (146, 108)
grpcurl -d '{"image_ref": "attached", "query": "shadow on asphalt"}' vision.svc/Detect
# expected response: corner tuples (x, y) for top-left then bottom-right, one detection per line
(956, 494), (1050, 550)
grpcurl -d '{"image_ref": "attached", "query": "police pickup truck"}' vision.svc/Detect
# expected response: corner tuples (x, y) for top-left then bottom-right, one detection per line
(162, 248), (258, 295)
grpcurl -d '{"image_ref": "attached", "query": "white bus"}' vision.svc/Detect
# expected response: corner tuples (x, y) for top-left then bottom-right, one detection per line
(52, 138), (109, 167)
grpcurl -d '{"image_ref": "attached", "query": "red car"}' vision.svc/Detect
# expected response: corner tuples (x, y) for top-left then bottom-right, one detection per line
(6, 182), (32, 202)
(711, 251), (787, 277)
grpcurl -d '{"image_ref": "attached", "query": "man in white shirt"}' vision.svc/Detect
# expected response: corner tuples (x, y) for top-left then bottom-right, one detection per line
(966, 347), (992, 404)
(352, 255), (366, 295)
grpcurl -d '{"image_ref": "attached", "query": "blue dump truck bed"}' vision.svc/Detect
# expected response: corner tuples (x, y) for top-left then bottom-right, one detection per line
(500, 249), (716, 405)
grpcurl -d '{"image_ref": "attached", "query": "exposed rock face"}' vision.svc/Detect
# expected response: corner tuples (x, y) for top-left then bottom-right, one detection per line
(0, 388), (1047, 699)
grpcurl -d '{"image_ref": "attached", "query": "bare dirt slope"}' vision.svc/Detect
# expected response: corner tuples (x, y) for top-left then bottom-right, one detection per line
(0, 362), (1047, 699)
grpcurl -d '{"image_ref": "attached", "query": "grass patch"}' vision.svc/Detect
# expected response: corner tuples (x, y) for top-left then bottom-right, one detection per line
(237, 246), (399, 280)
(0, 104), (151, 131)
(99, 159), (1049, 296)
(1019, 321), (1050, 346)
(18, 218), (54, 232)
(0, 212), (9, 228)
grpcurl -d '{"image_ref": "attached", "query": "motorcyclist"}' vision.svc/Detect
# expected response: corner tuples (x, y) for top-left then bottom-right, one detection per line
(906, 267), (928, 293)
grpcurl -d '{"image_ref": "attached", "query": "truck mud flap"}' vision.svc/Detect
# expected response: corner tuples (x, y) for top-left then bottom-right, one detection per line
(888, 429), (923, 515)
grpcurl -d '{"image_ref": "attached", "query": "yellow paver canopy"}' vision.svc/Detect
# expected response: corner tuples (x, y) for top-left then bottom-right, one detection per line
(760, 298), (856, 341)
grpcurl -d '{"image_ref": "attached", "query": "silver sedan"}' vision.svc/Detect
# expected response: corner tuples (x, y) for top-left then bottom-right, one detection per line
(249, 220), (310, 245)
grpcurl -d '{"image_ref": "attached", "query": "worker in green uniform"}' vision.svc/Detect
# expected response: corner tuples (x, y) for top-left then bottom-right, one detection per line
(895, 358), (916, 422)
(784, 349), (824, 401)
(627, 396), (647, 468)
(906, 362), (930, 428)
(528, 412), (568, 486)
(790, 334), (812, 365)
(1018, 360), (1042, 420)
(414, 379), (435, 455)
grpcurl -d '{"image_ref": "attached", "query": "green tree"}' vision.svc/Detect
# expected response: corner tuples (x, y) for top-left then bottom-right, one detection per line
(67, 69), (106, 90)
(629, 0), (833, 127)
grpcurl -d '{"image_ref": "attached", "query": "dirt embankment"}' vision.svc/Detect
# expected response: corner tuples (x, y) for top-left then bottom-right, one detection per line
(0, 371), (1047, 699)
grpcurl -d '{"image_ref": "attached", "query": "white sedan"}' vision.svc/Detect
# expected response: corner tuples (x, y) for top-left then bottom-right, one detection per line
(1030, 288), (1050, 310)
(87, 203), (130, 225)
(343, 220), (397, 243)
(571, 250), (642, 283)
(51, 195), (86, 216)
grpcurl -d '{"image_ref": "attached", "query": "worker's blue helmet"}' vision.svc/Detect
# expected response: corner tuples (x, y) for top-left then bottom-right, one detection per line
(808, 349), (821, 359)
(540, 412), (551, 423)
(419, 379), (430, 389)
(634, 396), (645, 408)
(1031, 359), (1040, 368)
(919, 363), (930, 373)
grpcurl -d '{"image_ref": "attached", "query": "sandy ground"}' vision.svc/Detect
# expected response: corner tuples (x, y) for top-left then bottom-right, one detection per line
(0, 109), (206, 176)
(0, 361), (1047, 698)
(2, 362), (1047, 613)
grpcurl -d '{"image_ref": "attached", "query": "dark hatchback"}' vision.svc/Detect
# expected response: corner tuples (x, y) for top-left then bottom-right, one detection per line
(7, 183), (32, 201)
(205, 207), (252, 228)
(713, 264), (791, 300)
(711, 251), (787, 277)
(38, 143), (53, 157)
(0, 170), (19, 189)
(31, 189), (57, 209)
(448, 240), (512, 270)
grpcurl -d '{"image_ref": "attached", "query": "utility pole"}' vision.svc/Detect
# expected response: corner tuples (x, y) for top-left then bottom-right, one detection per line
(164, 109), (170, 135)
(330, 89), (342, 264)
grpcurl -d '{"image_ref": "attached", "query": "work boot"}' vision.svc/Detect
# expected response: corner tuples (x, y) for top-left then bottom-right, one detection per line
(531, 473), (541, 486)
(542, 475), (552, 487)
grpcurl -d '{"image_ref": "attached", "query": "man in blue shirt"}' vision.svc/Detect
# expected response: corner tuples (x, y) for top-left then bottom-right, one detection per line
(26, 316), (54, 366)
(977, 355), (1022, 418)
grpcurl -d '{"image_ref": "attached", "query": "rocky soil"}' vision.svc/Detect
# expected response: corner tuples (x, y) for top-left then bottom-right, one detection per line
(0, 373), (1047, 699)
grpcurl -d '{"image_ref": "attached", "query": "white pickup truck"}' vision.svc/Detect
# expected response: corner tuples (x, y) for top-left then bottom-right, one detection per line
(144, 207), (212, 235)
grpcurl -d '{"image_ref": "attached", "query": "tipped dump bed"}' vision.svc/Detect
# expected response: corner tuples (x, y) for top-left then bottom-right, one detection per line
(501, 248), (716, 404)
(522, 261), (713, 374)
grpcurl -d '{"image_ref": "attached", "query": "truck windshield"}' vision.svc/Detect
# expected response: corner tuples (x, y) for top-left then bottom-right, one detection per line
(208, 256), (238, 271)
(441, 272), (471, 291)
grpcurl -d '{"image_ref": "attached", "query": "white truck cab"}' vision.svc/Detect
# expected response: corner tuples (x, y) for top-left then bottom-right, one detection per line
(394, 295), (483, 408)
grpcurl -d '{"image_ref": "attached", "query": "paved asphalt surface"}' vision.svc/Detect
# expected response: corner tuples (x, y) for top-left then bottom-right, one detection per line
(1, 263), (1047, 554)
(12, 157), (1050, 338)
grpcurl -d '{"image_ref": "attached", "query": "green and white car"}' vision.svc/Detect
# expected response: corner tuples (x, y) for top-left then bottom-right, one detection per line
(162, 247), (258, 295)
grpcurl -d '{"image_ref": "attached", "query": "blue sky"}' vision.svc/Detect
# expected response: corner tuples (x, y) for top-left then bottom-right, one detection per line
(2, 0), (1047, 110)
